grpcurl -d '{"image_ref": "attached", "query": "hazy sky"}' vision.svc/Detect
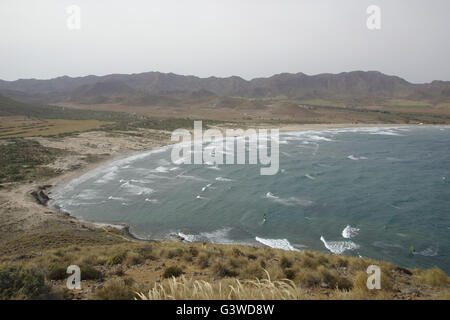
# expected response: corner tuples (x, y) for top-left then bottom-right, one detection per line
(1, 0), (449, 83)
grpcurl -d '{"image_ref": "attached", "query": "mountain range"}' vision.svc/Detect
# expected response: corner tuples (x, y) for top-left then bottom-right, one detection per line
(0, 71), (449, 106)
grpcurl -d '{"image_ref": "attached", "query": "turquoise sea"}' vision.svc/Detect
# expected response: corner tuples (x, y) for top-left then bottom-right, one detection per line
(50, 126), (450, 273)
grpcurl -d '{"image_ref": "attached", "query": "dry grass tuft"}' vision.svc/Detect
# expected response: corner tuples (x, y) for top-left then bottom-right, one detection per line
(416, 267), (449, 287)
(137, 271), (302, 300)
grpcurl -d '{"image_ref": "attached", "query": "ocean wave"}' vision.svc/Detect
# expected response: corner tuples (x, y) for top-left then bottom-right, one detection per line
(215, 176), (233, 182)
(177, 173), (207, 181)
(107, 196), (126, 201)
(144, 198), (159, 203)
(201, 183), (212, 192)
(305, 174), (315, 180)
(304, 135), (334, 142)
(130, 179), (152, 184)
(347, 155), (368, 161)
(322, 126), (410, 136)
(342, 225), (360, 239)
(265, 192), (313, 207)
(320, 236), (360, 254)
(50, 145), (170, 198)
(74, 189), (99, 200)
(372, 241), (404, 249)
(120, 181), (154, 195)
(369, 130), (403, 136)
(151, 166), (170, 173)
(94, 166), (119, 184)
(177, 228), (234, 244)
(414, 245), (439, 257)
(255, 237), (300, 251)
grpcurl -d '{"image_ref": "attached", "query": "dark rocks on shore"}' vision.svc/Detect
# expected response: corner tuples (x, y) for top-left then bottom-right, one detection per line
(31, 185), (52, 205)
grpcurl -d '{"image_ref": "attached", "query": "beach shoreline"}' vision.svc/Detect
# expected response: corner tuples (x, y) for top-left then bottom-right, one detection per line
(41, 123), (433, 245)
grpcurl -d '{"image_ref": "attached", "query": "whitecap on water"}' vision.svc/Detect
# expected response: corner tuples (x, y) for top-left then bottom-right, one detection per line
(94, 167), (119, 184)
(255, 237), (300, 251)
(107, 196), (126, 201)
(215, 176), (233, 182)
(151, 166), (169, 173)
(347, 155), (368, 161)
(414, 245), (439, 257)
(342, 225), (360, 239)
(120, 181), (154, 195)
(320, 236), (360, 254)
(177, 228), (234, 244)
(201, 183), (212, 192)
(265, 192), (313, 207)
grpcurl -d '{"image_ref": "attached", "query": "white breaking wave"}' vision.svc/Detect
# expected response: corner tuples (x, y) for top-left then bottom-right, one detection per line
(304, 135), (334, 142)
(305, 174), (315, 180)
(74, 189), (99, 200)
(414, 245), (439, 257)
(50, 145), (170, 200)
(215, 176), (233, 182)
(369, 130), (403, 136)
(320, 236), (360, 254)
(151, 166), (169, 173)
(120, 181), (154, 195)
(94, 166), (119, 184)
(130, 179), (151, 184)
(255, 237), (300, 251)
(342, 225), (360, 239)
(177, 228), (234, 244)
(107, 196), (126, 201)
(265, 192), (313, 207)
(347, 155), (368, 161)
(177, 173), (207, 181)
(201, 183), (212, 192)
(158, 159), (171, 166)
(144, 198), (159, 203)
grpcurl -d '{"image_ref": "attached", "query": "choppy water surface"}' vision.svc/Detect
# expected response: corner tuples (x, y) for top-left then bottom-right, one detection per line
(51, 126), (450, 272)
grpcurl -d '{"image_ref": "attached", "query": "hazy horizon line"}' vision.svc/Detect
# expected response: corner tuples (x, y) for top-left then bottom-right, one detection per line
(1, 69), (449, 85)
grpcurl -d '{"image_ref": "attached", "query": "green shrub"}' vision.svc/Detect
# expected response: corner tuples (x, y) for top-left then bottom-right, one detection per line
(106, 253), (125, 266)
(163, 266), (184, 279)
(318, 266), (339, 287)
(189, 247), (199, 257)
(298, 271), (321, 288)
(336, 277), (354, 290)
(279, 256), (292, 269)
(124, 251), (143, 266)
(241, 263), (264, 279)
(300, 256), (319, 269)
(48, 264), (67, 281)
(0, 265), (53, 299)
(81, 265), (103, 280)
(284, 268), (296, 280)
(212, 262), (238, 278)
(231, 247), (244, 257)
(167, 248), (184, 259)
(197, 253), (210, 269)
(247, 254), (257, 260)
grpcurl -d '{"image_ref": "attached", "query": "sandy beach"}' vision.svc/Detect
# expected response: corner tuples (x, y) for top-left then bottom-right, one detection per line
(0, 122), (419, 249)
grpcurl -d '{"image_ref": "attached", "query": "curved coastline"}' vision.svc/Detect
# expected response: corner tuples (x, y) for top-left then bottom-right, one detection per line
(46, 123), (448, 249)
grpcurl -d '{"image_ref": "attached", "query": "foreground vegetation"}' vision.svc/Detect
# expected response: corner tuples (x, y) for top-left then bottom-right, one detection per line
(0, 240), (448, 300)
(0, 138), (68, 184)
